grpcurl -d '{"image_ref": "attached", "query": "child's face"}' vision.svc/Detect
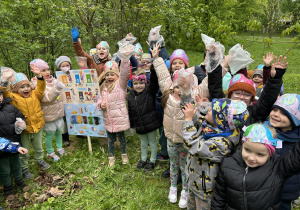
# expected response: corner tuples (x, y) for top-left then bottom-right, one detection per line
(269, 107), (293, 132)
(133, 80), (146, 93)
(0, 93), (3, 104)
(134, 53), (141, 61)
(141, 60), (152, 70)
(18, 84), (31, 98)
(105, 72), (118, 84)
(252, 75), (263, 88)
(172, 59), (185, 71)
(230, 90), (252, 106)
(40, 68), (51, 79)
(60, 62), (71, 70)
(97, 47), (108, 59)
(242, 141), (270, 168)
(205, 108), (216, 127)
(172, 86), (181, 99)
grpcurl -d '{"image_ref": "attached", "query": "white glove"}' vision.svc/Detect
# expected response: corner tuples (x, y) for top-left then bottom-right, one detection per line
(15, 118), (26, 134)
(1, 67), (15, 87)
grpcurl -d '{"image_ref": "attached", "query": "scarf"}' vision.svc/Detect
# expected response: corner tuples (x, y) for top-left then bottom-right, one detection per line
(202, 120), (233, 140)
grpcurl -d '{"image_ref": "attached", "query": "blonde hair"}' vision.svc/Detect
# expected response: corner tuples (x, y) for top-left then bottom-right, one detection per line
(98, 71), (118, 94)
(132, 68), (145, 77)
(161, 89), (173, 109)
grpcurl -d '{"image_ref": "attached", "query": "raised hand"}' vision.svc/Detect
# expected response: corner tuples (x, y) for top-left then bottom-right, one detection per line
(263, 52), (274, 67)
(149, 43), (161, 60)
(30, 64), (42, 78)
(271, 55), (288, 78)
(195, 94), (209, 104)
(117, 43), (135, 61)
(101, 102), (107, 110)
(182, 103), (198, 121)
(71, 27), (80, 42)
(1, 68), (15, 85)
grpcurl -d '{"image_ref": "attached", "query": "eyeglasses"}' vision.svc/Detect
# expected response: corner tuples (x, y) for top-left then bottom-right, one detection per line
(232, 91), (253, 99)
(141, 61), (151, 65)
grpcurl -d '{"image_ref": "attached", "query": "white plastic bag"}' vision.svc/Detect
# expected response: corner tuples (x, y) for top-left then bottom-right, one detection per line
(228, 44), (254, 75)
(118, 33), (137, 48)
(15, 118), (26, 134)
(201, 33), (216, 49)
(1, 67), (16, 86)
(148, 25), (165, 49)
(75, 56), (88, 69)
(177, 67), (195, 96)
(197, 101), (211, 115)
(116, 42), (135, 61)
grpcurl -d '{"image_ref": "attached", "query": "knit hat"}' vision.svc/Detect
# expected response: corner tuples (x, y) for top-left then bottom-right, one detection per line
(170, 49), (189, 68)
(247, 70), (254, 79)
(134, 43), (143, 56)
(12, 73), (32, 93)
(212, 98), (249, 131)
(253, 65), (263, 78)
(141, 53), (153, 61)
(228, 74), (256, 101)
(89, 48), (97, 55)
(55, 56), (72, 71)
(242, 124), (277, 156)
(30, 59), (49, 71)
(96, 41), (110, 53)
(272, 94), (300, 127)
(103, 61), (119, 77)
(132, 74), (147, 83)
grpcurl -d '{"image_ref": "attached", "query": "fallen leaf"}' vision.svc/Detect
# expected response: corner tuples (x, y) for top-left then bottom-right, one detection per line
(101, 162), (105, 165)
(36, 194), (49, 203)
(77, 168), (83, 173)
(52, 175), (62, 181)
(92, 175), (98, 179)
(23, 192), (30, 200)
(83, 176), (89, 180)
(86, 180), (93, 184)
(49, 187), (64, 197)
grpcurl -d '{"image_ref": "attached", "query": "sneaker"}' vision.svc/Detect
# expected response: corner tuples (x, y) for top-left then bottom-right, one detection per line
(162, 168), (170, 178)
(121, 154), (129, 164)
(136, 160), (147, 169)
(109, 157), (115, 167)
(22, 168), (34, 179)
(47, 152), (60, 161)
(4, 185), (14, 201)
(157, 153), (169, 161)
(57, 148), (65, 157)
(168, 186), (177, 203)
(144, 162), (155, 172)
(15, 179), (30, 192)
(38, 160), (50, 170)
(178, 190), (188, 208)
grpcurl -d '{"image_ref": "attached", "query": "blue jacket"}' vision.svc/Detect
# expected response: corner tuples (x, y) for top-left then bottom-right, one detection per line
(0, 137), (20, 153)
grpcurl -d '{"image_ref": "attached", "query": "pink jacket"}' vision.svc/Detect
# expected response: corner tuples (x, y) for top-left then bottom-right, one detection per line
(97, 61), (130, 133)
(31, 76), (65, 123)
(153, 57), (210, 143)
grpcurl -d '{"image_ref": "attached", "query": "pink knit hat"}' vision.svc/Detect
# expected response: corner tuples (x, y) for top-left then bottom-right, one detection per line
(30, 59), (49, 71)
(170, 49), (189, 68)
(228, 74), (256, 101)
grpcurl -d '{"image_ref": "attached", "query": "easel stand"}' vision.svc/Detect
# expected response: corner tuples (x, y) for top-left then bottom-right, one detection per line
(87, 136), (92, 153)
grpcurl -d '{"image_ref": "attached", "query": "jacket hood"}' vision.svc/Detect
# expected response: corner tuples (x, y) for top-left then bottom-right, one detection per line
(0, 97), (12, 108)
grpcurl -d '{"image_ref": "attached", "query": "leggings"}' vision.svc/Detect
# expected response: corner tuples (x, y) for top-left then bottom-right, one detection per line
(107, 131), (127, 157)
(45, 129), (63, 154)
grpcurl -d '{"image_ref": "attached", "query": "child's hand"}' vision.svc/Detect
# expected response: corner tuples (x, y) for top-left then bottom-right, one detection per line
(222, 55), (230, 68)
(149, 43), (161, 60)
(195, 94), (209, 104)
(30, 64), (42, 78)
(18, 147), (28, 155)
(182, 103), (198, 121)
(263, 52), (274, 67)
(101, 102), (107, 110)
(271, 55), (288, 78)
(75, 56), (88, 69)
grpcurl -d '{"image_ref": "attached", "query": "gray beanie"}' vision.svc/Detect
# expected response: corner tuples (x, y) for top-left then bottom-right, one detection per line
(55, 56), (72, 71)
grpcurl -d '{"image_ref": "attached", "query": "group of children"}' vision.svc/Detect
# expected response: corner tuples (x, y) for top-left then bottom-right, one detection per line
(1, 25), (300, 210)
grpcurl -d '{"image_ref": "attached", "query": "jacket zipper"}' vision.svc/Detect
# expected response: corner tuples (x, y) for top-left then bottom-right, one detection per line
(202, 171), (206, 193)
(106, 90), (113, 132)
(172, 101), (177, 141)
(243, 167), (249, 210)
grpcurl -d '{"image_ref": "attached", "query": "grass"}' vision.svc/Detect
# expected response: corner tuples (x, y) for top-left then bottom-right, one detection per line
(1, 33), (300, 209)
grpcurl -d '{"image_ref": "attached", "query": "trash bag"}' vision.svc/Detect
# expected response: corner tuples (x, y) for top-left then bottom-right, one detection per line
(228, 44), (254, 75)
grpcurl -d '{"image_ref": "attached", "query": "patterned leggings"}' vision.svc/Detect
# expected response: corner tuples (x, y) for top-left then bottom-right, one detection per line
(107, 131), (127, 157)
(167, 139), (188, 191)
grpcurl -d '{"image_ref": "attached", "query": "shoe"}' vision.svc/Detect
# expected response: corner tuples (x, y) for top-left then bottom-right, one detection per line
(109, 157), (115, 167)
(157, 153), (169, 161)
(168, 186), (177, 203)
(144, 162), (155, 172)
(38, 160), (50, 170)
(15, 179), (30, 192)
(62, 133), (70, 147)
(136, 160), (147, 169)
(22, 168), (34, 179)
(4, 185), (14, 201)
(47, 152), (60, 161)
(121, 154), (129, 164)
(57, 148), (65, 156)
(178, 190), (188, 208)
(162, 168), (170, 178)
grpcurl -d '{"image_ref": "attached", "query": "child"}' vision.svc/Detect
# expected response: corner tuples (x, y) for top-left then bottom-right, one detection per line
(133, 43), (143, 62)
(0, 65), (50, 179)
(212, 123), (300, 209)
(31, 59), (65, 161)
(55, 56), (73, 146)
(97, 43), (134, 166)
(140, 53), (153, 82)
(0, 88), (29, 201)
(127, 68), (162, 172)
(71, 27), (110, 76)
(182, 99), (249, 210)
(265, 94), (300, 209)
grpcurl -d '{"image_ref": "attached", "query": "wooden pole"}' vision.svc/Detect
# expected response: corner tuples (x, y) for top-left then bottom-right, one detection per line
(87, 136), (92, 154)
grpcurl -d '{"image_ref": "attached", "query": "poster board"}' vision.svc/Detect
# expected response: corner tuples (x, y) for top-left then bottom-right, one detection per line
(56, 69), (107, 138)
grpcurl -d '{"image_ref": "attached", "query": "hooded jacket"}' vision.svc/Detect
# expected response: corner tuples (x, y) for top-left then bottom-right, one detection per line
(0, 97), (25, 158)
(127, 67), (162, 134)
(211, 140), (300, 210)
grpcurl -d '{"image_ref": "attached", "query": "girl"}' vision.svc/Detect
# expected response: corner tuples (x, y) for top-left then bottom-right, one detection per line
(140, 53), (153, 82)
(31, 59), (65, 161)
(0, 65), (49, 179)
(212, 123), (300, 209)
(55, 56), (73, 146)
(127, 68), (162, 172)
(96, 44), (133, 166)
